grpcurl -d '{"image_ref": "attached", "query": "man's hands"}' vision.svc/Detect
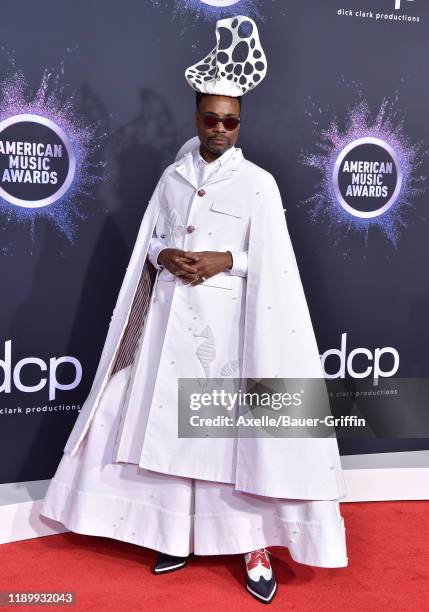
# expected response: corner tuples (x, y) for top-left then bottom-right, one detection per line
(157, 248), (233, 286)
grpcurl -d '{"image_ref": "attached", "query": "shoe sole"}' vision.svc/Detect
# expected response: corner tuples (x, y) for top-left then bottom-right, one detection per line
(153, 560), (188, 575)
(246, 580), (277, 604)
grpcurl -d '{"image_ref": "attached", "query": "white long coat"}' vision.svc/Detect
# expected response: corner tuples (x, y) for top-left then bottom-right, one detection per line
(64, 147), (346, 501)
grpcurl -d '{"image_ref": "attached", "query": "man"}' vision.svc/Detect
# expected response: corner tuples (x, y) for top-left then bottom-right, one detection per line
(152, 89), (245, 287)
(40, 16), (348, 605)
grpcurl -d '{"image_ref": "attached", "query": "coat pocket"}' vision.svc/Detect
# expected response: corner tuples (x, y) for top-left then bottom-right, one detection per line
(209, 199), (243, 219)
(159, 269), (233, 289)
(199, 271), (233, 290)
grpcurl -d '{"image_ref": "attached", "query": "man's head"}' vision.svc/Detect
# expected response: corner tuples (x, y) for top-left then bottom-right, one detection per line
(195, 93), (241, 159)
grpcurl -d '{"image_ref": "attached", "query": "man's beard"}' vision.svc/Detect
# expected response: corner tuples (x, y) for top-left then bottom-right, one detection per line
(206, 135), (232, 156)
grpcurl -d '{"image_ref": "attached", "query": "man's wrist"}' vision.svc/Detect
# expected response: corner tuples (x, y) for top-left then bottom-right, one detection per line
(156, 247), (169, 268)
(225, 250), (248, 277)
(225, 250), (233, 270)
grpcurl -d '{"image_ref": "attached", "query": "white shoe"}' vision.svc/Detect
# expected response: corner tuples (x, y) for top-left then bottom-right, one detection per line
(244, 548), (277, 604)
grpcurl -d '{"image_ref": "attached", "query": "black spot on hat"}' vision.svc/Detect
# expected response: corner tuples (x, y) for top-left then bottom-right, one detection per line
(238, 20), (253, 38)
(232, 41), (249, 63)
(244, 62), (253, 75)
(218, 26), (233, 50)
(217, 51), (229, 64)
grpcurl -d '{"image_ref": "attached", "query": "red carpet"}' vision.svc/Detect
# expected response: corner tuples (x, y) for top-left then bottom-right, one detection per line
(1, 501), (428, 611)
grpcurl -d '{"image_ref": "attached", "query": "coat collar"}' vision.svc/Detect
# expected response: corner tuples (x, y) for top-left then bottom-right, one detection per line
(175, 146), (244, 190)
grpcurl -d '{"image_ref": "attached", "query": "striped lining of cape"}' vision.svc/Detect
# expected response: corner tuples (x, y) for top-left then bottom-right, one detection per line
(110, 261), (157, 377)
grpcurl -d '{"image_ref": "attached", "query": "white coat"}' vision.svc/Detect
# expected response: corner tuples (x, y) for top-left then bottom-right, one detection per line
(63, 146), (346, 501)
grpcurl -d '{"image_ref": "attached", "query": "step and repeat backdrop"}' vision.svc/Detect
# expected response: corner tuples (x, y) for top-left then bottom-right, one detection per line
(0, 0), (428, 484)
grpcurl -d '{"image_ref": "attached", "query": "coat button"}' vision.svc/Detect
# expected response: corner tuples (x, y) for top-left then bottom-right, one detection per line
(197, 189), (206, 197)
(186, 225), (195, 233)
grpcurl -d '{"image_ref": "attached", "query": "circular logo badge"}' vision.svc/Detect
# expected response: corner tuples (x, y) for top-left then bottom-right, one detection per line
(200, 0), (240, 6)
(332, 137), (402, 218)
(0, 113), (76, 208)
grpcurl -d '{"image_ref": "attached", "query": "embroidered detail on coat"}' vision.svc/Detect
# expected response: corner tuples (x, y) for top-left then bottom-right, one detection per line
(165, 207), (182, 248)
(194, 325), (216, 379)
(220, 359), (240, 376)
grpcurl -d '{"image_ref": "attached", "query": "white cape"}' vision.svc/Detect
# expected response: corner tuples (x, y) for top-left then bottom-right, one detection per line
(64, 145), (346, 501)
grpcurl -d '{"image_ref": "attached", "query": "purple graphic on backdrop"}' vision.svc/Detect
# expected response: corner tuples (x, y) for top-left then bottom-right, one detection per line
(0, 62), (106, 244)
(300, 85), (427, 251)
(150, 0), (268, 23)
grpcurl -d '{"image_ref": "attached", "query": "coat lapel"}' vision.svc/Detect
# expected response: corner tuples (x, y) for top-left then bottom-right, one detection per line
(204, 148), (244, 188)
(175, 146), (244, 190)
(175, 151), (198, 189)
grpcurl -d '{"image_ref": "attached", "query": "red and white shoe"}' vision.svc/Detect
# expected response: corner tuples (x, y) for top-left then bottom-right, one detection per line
(244, 548), (277, 604)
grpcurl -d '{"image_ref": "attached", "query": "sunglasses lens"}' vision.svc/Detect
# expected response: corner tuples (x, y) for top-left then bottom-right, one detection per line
(223, 117), (240, 130)
(202, 114), (240, 130)
(203, 115), (218, 128)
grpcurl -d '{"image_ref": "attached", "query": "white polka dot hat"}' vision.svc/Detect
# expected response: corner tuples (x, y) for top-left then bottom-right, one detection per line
(185, 15), (267, 97)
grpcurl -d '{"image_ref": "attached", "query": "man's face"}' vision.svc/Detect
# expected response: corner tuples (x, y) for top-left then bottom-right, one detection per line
(195, 94), (241, 157)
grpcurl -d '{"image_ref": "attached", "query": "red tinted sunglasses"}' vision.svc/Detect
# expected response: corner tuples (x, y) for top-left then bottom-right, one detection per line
(198, 111), (241, 131)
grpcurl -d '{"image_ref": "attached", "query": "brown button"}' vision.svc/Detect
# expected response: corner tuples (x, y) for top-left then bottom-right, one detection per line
(186, 225), (195, 233)
(197, 189), (206, 197)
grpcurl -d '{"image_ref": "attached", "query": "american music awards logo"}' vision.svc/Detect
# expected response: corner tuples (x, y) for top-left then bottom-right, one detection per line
(300, 93), (427, 250)
(332, 137), (402, 219)
(0, 66), (106, 243)
(0, 114), (75, 209)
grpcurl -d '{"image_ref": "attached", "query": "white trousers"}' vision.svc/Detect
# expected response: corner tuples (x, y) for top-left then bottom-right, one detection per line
(40, 367), (348, 567)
